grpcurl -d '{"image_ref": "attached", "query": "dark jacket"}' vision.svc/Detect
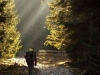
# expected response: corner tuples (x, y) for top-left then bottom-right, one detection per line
(24, 51), (37, 66)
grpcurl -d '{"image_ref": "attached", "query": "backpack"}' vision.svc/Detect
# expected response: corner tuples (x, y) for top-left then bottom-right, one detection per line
(25, 51), (36, 62)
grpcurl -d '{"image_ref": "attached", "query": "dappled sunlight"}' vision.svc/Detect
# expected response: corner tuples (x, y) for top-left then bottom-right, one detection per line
(37, 54), (69, 66)
(1, 58), (27, 67)
(0, 55), (74, 75)
(35, 63), (53, 69)
(57, 61), (66, 65)
(14, 58), (27, 66)
(2, 50), (69, 68)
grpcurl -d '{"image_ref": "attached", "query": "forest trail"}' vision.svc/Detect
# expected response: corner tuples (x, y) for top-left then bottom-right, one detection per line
(0, 55), (81, 75)
(13, 56), (79, 75)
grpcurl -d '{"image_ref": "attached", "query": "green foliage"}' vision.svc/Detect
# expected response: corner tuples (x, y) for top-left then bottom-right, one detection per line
(0, 0), (22, 59)
(45, 0), (100, 74)
(44, 0), (71, 50)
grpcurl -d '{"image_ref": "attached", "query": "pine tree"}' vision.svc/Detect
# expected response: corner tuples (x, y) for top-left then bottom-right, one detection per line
(0, 0), (22, 59)
(44, 0), (71, 50)
(45, 0), (100, 74)
(65, 0), (100, 74)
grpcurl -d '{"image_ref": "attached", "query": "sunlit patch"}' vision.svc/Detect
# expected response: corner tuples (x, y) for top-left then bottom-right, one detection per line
(7, 58), (27, 66)
(35, 63), (52, 69)
(42, 56), (45, 58)
(66, 65), (70, 67)
(57, 61), (66, 65)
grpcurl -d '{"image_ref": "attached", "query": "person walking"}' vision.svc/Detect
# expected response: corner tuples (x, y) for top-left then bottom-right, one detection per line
(24, 48), (37, 75)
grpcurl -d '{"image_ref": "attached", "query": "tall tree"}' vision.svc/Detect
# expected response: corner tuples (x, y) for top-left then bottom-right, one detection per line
(0, 0), (22, 59)
(45, 0), (100, 74)
(44, 0), (71, 50)
(67, 0), (100, 74)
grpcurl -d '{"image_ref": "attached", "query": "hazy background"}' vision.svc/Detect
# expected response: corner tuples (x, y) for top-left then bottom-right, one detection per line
(14, 0), (55, 56)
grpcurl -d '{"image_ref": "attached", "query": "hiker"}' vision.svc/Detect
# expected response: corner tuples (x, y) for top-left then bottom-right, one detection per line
(24, 48), (37, 75)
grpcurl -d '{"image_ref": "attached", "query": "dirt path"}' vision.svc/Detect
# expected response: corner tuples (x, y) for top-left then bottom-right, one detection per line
(0, 56), (81, 75)
(13, 56), (75, 75)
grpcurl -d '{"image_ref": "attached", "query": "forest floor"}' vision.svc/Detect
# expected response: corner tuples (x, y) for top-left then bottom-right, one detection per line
(0, 56), (82, 75)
